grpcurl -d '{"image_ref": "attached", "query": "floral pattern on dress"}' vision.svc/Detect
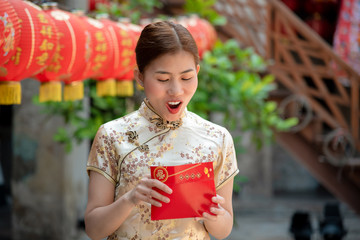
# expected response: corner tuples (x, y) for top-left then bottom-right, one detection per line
(87, 100), (239, 240)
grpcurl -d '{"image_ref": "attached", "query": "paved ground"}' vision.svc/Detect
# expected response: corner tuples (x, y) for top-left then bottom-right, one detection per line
(1, 192), (359, 240)
(227, 193), (360, 240)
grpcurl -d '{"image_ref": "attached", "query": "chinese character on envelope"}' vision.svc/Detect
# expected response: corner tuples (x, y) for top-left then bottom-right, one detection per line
(150, 162), (216, 220)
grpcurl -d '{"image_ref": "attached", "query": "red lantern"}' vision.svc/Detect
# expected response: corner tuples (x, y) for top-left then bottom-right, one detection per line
(197, 18), (217, 53)
(73, 14), (115, 97)
(37, 3), (88, 101)
(88, 0), (110, 12)
(115, 20), (142, 97)
(178, 15), (212, 59)
(0, 0), (58, 105)
(0, 0), (21, 66)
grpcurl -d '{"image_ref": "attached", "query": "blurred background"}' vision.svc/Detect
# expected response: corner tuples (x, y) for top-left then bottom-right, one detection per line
(0, 0), (360, 239)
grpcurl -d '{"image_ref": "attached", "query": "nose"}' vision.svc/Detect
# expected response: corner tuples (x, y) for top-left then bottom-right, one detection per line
(167, 80), (184, 96)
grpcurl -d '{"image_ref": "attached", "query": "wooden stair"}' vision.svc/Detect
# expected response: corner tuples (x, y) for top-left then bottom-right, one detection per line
(214, 0), (360, 214)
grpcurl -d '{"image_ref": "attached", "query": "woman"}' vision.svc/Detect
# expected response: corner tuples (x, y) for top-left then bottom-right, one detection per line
(85, 21), (239, 240)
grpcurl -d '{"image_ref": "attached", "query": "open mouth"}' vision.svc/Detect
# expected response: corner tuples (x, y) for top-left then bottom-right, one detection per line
(166, 101), (182, 113)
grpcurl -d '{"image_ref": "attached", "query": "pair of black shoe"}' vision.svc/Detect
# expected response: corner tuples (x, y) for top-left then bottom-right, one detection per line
(289, 203), (347, 240)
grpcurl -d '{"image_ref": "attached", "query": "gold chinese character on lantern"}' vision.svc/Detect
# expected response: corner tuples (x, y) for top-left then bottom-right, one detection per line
(95, 43), (107, 52)
(121, 39), (132, 47)
(39, 39), (54, 51)
(95, 31), (105, 42)
(36, 52), (49, 66)
(40, 25), (53, 39)
(11, 47), (22, 65)
(122, 49), (133, 57)
(37, 13), (49, 24)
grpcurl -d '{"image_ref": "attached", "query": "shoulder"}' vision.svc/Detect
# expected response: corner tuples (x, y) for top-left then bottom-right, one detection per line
(185, 111), (233, 139)
(101, 110), (141, 130)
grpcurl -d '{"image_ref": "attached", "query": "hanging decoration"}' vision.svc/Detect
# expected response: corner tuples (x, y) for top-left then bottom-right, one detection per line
(37, 3), (88, 101)
(0, 0), (58, 105)
(178, 15), (217, 59)
(0, 1), (217, 104)
(197, 17), (217, 53)
(88, 0), (110, 12)
(84, 14), (116, 97)
(333, 0), (360, 75)
(0, 0), (21, 66)
(115, 19), (142, 97)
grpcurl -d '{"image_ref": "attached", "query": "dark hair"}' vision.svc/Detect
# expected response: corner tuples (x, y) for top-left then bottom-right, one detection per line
(135, 21), (199, 73)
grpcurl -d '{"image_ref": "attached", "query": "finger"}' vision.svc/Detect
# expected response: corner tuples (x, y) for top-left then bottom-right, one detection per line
(148, 188), (170, 203)
(147, 178), (173, 194)
(210, 206), (226, 216)
(134, 190), (162, 207)
(202, 211), (218, 221)
(212, 195), (225, 204)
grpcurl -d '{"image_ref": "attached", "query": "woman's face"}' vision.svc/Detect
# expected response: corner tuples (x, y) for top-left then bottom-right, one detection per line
(136, 50), (199, 122)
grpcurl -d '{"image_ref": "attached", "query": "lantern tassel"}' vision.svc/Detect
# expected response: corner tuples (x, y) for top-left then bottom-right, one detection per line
(64, 81), (84, 101)
(96, 78), (116, 97)
(117, 80), (134, 97)
(0, 81), (21, 105)
(39, 82), (62, 102)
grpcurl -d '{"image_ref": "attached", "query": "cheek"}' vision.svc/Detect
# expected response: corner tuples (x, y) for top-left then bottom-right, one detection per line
(189, 79), (198, 95)
(144, 81), (163, 97)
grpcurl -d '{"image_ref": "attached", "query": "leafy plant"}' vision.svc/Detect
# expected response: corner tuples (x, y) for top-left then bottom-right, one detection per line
(188, 39), (298, 150)
(184, 0), (226, 26)
(34, 80), (128, 152)
(95, 0), (162, 23)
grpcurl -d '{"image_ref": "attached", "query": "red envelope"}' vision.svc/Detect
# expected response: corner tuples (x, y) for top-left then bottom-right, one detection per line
(150, 162), (216, 220)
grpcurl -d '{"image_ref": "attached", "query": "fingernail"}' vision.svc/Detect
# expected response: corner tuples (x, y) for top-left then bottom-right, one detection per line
(164, 198), (170, 203)
(157, 203), (162, 207)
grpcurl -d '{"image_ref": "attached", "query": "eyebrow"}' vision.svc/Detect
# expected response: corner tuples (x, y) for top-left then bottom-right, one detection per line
(155, 69), (194, 74)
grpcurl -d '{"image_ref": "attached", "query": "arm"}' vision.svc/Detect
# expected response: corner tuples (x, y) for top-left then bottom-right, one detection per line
(84, 171), (172, 240)
(202, 178), (235, 239)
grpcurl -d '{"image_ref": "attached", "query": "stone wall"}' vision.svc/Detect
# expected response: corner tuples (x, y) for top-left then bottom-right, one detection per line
(12, 79), (89, 240)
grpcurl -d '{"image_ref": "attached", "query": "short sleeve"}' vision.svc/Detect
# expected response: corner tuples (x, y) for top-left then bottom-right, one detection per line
(214, 130), (239, 190)
(87, 125), (119, 185)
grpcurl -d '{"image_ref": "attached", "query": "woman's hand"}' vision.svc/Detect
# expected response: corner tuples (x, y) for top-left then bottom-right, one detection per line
(127, 175), (173, 207)
(196, 194), (226, 221)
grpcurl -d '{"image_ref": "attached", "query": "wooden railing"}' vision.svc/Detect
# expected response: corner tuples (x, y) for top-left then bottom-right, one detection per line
(214, 0), (360, 214)
(215, 0), (360, 166)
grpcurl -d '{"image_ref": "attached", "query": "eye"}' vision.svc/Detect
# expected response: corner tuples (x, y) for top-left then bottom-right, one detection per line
(182, 77), (192, 81)
(157, 79), (169, 82)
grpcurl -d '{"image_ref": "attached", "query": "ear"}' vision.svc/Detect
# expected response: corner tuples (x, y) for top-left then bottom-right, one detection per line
(196, 64), (200, 74)
(134, 67), (144, 87)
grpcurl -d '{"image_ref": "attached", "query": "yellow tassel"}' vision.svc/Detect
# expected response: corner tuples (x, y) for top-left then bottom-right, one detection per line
(64, 81), (84, 101)
(0, 81), (21, 105)
(96, 79), (116, 97)
(117, 80), (134, 97)
(39, 81), (62, 102)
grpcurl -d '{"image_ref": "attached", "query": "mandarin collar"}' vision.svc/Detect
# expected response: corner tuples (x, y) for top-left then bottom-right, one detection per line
(139, 99), (185, 130)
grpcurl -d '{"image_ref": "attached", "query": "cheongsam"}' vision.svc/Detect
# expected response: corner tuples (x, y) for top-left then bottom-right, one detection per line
(87, 99), (239, 240)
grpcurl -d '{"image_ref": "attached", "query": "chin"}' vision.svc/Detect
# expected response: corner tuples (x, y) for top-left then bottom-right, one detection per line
(166, 114), (181, 122)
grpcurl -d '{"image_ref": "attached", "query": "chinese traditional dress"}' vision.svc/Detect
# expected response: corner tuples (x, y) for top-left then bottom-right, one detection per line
(87, 99), (239, 240)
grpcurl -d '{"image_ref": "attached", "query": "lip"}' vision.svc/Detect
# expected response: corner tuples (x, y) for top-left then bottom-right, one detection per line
(166, 101), (183, 114)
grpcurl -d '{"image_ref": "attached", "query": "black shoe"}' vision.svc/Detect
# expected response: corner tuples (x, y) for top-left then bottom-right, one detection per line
(289, 211), (313, 240)
(319, 202), (347, 240)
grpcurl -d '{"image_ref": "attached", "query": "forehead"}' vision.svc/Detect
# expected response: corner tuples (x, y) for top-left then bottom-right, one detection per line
(145, 50), (197, 74)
